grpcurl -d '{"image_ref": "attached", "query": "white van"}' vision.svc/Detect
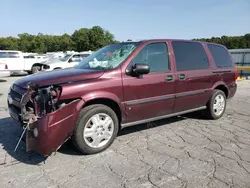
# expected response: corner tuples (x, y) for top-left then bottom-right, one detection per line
(0, 50), (47, 74)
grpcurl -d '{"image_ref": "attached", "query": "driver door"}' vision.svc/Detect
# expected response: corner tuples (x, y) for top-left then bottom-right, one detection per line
(122, 42), (176, 123)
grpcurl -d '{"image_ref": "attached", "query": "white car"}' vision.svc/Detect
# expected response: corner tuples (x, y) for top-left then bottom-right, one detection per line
(0, 63), (10, 77)
(40, 51), (92, 72)
(0, 50), (48, 75)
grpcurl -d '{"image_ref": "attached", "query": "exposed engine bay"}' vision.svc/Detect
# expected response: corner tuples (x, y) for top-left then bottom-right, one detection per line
(20, 82), (63, 126)
(13, 82), (81, 155)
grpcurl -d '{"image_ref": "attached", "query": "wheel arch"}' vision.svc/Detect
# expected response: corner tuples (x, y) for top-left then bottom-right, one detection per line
(212, 82), (229, 98)
(81, 92), (124, 125)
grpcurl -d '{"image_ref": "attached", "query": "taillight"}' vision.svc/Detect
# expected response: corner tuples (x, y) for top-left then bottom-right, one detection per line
(234, 68), (239, 81)
(5, 64), (8, 69)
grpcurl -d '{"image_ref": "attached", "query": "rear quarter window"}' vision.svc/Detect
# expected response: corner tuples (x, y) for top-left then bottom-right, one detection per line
(172, 41), (209, 71)
(207, 44), (232, 68)
(8, 52), (20, 58)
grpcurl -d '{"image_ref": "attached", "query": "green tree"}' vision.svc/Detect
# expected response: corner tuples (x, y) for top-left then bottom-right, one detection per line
(0, 26), (118, 53)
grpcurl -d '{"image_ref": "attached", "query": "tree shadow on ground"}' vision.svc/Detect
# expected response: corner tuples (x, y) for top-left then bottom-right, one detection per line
(0, 110), (207, 165)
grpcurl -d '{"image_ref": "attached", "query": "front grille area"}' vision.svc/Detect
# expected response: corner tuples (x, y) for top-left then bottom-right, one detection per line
(10, 88), (22, 102)
(8, 84), (27, 117)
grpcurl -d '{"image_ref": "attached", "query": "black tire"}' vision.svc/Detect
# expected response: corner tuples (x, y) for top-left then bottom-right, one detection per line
(72, 104), (119, 155)
(206, 89), (227, 120)
(31, 66), (41, 74)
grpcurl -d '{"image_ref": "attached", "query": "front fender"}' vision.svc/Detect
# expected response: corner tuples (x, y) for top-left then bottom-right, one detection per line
(81, 91), (121, 106)
(81, 91), (126, 123)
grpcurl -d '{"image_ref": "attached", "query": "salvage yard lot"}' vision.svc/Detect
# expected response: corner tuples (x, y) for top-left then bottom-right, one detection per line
(0, 76), (250, 188)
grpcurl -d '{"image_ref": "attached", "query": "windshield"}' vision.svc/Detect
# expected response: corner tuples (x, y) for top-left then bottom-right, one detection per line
(74, 42), (140, 70)
(60, 54), (72, 62)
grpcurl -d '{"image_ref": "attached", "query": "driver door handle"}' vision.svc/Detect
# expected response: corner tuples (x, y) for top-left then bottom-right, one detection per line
(165, 75), (174, 82)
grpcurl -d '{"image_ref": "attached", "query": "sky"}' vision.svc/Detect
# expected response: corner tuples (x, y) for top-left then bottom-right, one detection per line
(1, 0), (250, 41)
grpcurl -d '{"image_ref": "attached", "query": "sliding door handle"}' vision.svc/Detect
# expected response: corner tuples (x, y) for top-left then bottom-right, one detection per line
(179, 74), (186, 80)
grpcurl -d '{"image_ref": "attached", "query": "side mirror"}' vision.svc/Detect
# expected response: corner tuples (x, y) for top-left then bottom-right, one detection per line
(133, 63), (150, 75)
(68, 58), (72, 63)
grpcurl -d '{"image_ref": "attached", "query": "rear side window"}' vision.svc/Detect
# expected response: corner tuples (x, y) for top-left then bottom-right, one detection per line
(0, 52), (7, 58)
(172, 41), (209, 71)
(207, 44), (232, 68)
(8, 52), (20, 58)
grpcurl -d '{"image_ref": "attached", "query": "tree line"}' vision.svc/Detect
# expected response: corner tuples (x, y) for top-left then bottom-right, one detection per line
(0, 25), (249, 53)
(0, 26), (118, 53)
(193, 33), (250, 49)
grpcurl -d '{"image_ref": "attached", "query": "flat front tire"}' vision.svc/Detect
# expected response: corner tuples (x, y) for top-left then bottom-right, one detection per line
(72, 104), (119, 155)
(206, 89), (227, 119)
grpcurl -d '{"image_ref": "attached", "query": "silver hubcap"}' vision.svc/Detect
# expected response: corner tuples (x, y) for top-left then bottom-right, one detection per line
(83, 113), (114, 148)
(213, 94), (225, 116)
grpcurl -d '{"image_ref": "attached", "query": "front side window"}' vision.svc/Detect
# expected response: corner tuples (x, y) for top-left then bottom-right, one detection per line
(0, 52), (7, 58)
(70, 54), (82, 62)
(24, 55), (35, 59)
(131, 42), (170, 73)
(80, 54), (90, 59)
(60, 54), (72, 62)
(172, 41), (209, 71)
(75, 42), (140, 70)
(208, 44), (232, 68)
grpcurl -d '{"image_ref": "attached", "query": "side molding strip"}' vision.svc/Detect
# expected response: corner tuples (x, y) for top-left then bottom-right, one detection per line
(121, 106), (207, 129)
(126, 95), (175, 106)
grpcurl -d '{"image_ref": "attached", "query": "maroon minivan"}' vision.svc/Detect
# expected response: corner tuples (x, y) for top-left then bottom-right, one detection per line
(7, 39), (237, 156)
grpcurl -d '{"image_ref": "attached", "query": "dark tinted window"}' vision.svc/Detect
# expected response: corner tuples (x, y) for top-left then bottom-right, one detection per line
(0, 52), (7, 58)
(8, 52), (20, 58)
(208, 44), (232, 67)
(80, 54), (90, 59)
(132, 42), (169, 73)
(172, 41), (209, 71)
(24, 55), (35, 59)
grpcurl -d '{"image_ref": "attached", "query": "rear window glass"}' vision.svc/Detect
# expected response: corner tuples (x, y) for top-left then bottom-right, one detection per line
(172, 41), (209, 71)
(207, 44), (232, 68)
(0, 52), (7, 58)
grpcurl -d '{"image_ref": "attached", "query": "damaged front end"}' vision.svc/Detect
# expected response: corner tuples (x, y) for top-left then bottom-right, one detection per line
(10, 82), (83, 156)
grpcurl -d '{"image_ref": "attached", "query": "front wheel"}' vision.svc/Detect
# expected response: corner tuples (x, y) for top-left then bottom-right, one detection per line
(206, 89), (227, 119)
(72, 104), (119, 155)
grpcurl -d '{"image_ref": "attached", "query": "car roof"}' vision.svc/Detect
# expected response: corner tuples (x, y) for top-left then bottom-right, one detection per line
(127, 39), (227, 49)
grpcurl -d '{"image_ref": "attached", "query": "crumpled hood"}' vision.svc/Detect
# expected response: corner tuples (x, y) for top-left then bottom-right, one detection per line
(14, 68), (104, 89)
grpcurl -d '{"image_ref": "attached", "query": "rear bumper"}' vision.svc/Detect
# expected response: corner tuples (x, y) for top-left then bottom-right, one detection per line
(8, 98), (85, 156)
(227, 83), (237, 99)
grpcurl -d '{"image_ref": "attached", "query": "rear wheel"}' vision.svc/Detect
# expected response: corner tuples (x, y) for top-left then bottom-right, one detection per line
(206, 89), (227, 119)
(72, 104), (119, 154)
